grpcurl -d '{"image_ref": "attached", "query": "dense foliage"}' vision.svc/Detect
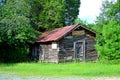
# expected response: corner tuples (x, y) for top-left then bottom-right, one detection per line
(0, 0), (38, 62)
(0, 0), (80, 62)
(29, 0), (65, 31)
(95, 0), (120, 61)
(96, 20), (120, 60)
(30, 0), (80, 31)
(0, 0), (37, 45)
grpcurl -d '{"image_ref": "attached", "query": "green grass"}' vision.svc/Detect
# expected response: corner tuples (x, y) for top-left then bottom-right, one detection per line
(0, 62), (120, 77)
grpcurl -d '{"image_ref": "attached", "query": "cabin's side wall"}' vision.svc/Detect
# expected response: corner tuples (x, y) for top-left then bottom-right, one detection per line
(30, 44), (40, 61)
(41, 43), (59, 63)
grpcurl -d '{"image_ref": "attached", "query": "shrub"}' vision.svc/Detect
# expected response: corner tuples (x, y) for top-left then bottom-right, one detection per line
(96, 20), (120, 62)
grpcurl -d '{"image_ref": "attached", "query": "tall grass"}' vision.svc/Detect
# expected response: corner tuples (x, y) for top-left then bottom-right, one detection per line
(0, 62), (120, 77)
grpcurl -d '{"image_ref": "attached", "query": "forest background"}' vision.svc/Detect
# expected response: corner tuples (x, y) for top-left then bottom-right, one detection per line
(0, 0), (120, 63)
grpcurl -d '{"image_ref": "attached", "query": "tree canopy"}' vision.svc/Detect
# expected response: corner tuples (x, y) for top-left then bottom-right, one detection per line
(0, 0), (38, 46)
(0, 0), (80, 62)
(95, 0), (120, 62)
(30, 0), (80, 31)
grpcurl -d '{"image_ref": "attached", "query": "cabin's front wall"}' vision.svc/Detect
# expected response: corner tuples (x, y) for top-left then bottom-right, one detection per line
(85, 38), (98, 61)
(59, 35), (87, 61)
(58, 30), (97, 62)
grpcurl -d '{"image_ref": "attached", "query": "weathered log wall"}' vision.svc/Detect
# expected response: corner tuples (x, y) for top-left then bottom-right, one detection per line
(58, 34), (97, 62)
(34, 35), (97, 63)
(85, 39), (98, 61)
(59, 35), (87, 61)
(40, 43), (59, 63)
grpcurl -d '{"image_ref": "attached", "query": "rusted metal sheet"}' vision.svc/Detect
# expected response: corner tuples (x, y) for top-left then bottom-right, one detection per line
(36, 25), (78, 42)
(36, 25), (96, 43)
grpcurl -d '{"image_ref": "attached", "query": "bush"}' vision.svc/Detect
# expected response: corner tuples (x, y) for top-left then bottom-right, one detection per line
(96, 20), (120, 61)
(0, 45), (30, 63)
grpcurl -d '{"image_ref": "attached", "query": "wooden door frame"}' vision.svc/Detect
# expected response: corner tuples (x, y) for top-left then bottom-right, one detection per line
(74, 39), (86, 61)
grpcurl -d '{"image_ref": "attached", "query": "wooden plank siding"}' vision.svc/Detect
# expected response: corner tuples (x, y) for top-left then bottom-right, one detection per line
(85, 39), (98, 61)
(40, 43), (59, 63)
(32, 33), (97, 63)
(58, 32), (97, 62)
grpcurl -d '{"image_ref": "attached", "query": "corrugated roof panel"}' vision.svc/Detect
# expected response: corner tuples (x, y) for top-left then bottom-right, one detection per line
(36, 25), (78, 42)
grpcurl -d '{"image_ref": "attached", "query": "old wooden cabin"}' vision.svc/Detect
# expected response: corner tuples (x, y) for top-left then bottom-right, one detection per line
(31, 25), (97, 63)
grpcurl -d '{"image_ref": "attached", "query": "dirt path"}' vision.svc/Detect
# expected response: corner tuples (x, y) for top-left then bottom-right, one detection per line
(0, 74), (120, 80)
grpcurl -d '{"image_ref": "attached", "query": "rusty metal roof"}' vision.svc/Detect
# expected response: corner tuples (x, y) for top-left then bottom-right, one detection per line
(36, 25), (78, 42)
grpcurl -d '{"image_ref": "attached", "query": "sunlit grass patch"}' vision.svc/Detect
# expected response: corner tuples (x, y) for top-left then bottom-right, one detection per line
(0, 62), (120, 77)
